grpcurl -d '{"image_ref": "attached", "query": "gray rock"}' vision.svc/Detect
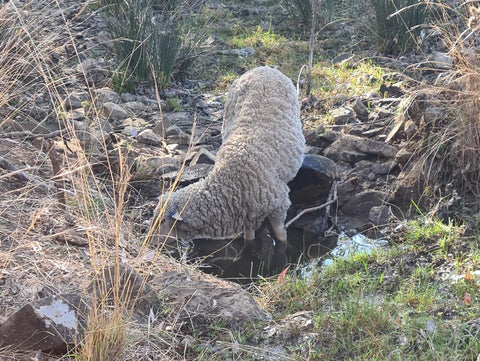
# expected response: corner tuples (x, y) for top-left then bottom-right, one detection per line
(76, 58), (110, 86)
(102, 102), (128, 122)
(151, 268), (266, 329)
(404, 119), (417, 138)
(195, 98), (209, 109)
(353, 97), (369, 121)
(324, 133), (398, 162)
(0, 294), (89, 354)
(187, 148), (217, 166)
(289, 154), (337, 206)
(137, 129), (163, 146)
(395, 148), (413, 165)
(423, 105), (443, 123)
(163, 112), (190, 124)
(95, 87), (120, 105)
(162, 163), (213, 185)
(120, 93), (136, 102)
(167, 132), (191, 146)
(337, 190), (389, 231)
(332, 106), (355, 125)
(369, 205), (391, 226)
(165, 125), (183, 137)
(123, 101), (146, 114)
(371, 163), (391, 175)
(62, 92), (85, 110)
(343, 150), (369, 164)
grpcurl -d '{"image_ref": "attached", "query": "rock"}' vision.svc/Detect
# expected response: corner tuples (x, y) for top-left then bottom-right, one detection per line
(338, 190), (389, 231)
(369, 205), (391, 226)
(195, 98), (208, 109)
(331, 106), (355, 125)
(404, 119), (417, 138)
(0, 294), (89, 354)
(324, 133), (398, 163)
(430, 50), (453, 69)
(395, 148), (413, 165)
(167, 131), (191, 146)
(62, 92), (86, 110)
(187, 148), (217, 166)
(89, 265), (157, 312)
(123, 101), (147, 114)
(162, 163), (213, 186)
(95, 87), (120, 105)
(371, 162), (391, 175)
(151, 268), (267, 329)
(137, 129), (163, 146)
(165, 125), (183, 137)
(289, 154), (337, 207)
(163, 112), (190, 124)
(423, 105), (443, 123)
(229, 47), (255, 57)
(102, 102), (128, 122)
(76, 58), (110, 86)
(343, 150), (368, 164)
(120, 93), (136, 102)
(134, 155), (178, 179)
(353, 97), (369, 121)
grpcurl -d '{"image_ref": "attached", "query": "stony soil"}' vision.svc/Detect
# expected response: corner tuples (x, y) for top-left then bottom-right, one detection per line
(0, 0), (478, 360)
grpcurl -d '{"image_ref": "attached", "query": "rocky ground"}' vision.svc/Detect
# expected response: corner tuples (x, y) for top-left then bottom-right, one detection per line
(0, 0), (479, 360)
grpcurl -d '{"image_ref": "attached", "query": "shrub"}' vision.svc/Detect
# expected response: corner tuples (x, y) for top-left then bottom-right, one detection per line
(100, 0), (197, 90)
(370, 0), (429, 54)
(282, 0), (337, 28)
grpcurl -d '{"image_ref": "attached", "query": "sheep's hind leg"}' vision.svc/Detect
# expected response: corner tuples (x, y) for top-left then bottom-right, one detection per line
(237, 229), (255, 258)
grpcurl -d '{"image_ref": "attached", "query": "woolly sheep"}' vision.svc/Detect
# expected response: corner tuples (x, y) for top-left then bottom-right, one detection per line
(152, 66), (305, 251)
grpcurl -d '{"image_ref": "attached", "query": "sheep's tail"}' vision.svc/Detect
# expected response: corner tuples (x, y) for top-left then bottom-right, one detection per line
(296, 64), (307, 97)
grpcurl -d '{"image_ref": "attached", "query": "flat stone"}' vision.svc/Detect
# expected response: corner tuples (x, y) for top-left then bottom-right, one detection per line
(137, 129), (163, 146)
(163, 112), (190, 124)
(102, 102), (128, 122)
(162, 163), (213, 185)
(332, 106), (355, 125)
(0, 294), (89, 354)
(62, 92), (85, 110)
(151, 268), (267, 329)
(94, 87), (120, 105)
(324, 133), (398, 162)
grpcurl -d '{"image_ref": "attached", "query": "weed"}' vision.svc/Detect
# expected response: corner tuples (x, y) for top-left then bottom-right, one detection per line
(164, 97), (181, 112)
(370, 0), (429, 54)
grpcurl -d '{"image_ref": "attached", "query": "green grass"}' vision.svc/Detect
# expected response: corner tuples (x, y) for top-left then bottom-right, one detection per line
(311, 60), (387, 101)
(257, 217), (480, 360)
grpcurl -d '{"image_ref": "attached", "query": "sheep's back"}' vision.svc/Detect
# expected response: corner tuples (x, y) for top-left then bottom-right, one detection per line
(221, 66), (305, 183)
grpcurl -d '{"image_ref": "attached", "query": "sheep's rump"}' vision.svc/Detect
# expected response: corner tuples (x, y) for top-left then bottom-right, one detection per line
(221, 66), (304, 184)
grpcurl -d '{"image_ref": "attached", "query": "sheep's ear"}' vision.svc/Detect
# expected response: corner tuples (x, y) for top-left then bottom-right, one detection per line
(170, 211), (183, 221)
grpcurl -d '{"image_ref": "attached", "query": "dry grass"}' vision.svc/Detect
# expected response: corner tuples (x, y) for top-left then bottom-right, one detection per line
(0, 1), (187, 360)
(393, 2), (480, 214)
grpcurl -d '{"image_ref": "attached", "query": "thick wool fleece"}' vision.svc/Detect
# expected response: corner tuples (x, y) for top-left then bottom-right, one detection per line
(154, 66), (305, 242)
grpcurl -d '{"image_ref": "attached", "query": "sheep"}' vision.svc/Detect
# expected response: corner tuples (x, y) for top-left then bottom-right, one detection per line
(152, 66), (305, 253)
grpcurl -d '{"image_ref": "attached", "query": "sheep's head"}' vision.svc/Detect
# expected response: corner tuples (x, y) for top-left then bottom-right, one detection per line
(151, 184), (195, 242)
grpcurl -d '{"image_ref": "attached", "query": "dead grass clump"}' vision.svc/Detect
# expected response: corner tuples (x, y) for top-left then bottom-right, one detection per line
(392, 5), (480, 216)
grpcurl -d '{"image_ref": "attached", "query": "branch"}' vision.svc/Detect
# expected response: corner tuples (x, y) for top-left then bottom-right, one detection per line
(286, 180), (338, 229)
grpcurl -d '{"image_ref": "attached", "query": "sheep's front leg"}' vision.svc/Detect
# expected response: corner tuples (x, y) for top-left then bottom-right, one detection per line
(268, 209), (288, 253)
